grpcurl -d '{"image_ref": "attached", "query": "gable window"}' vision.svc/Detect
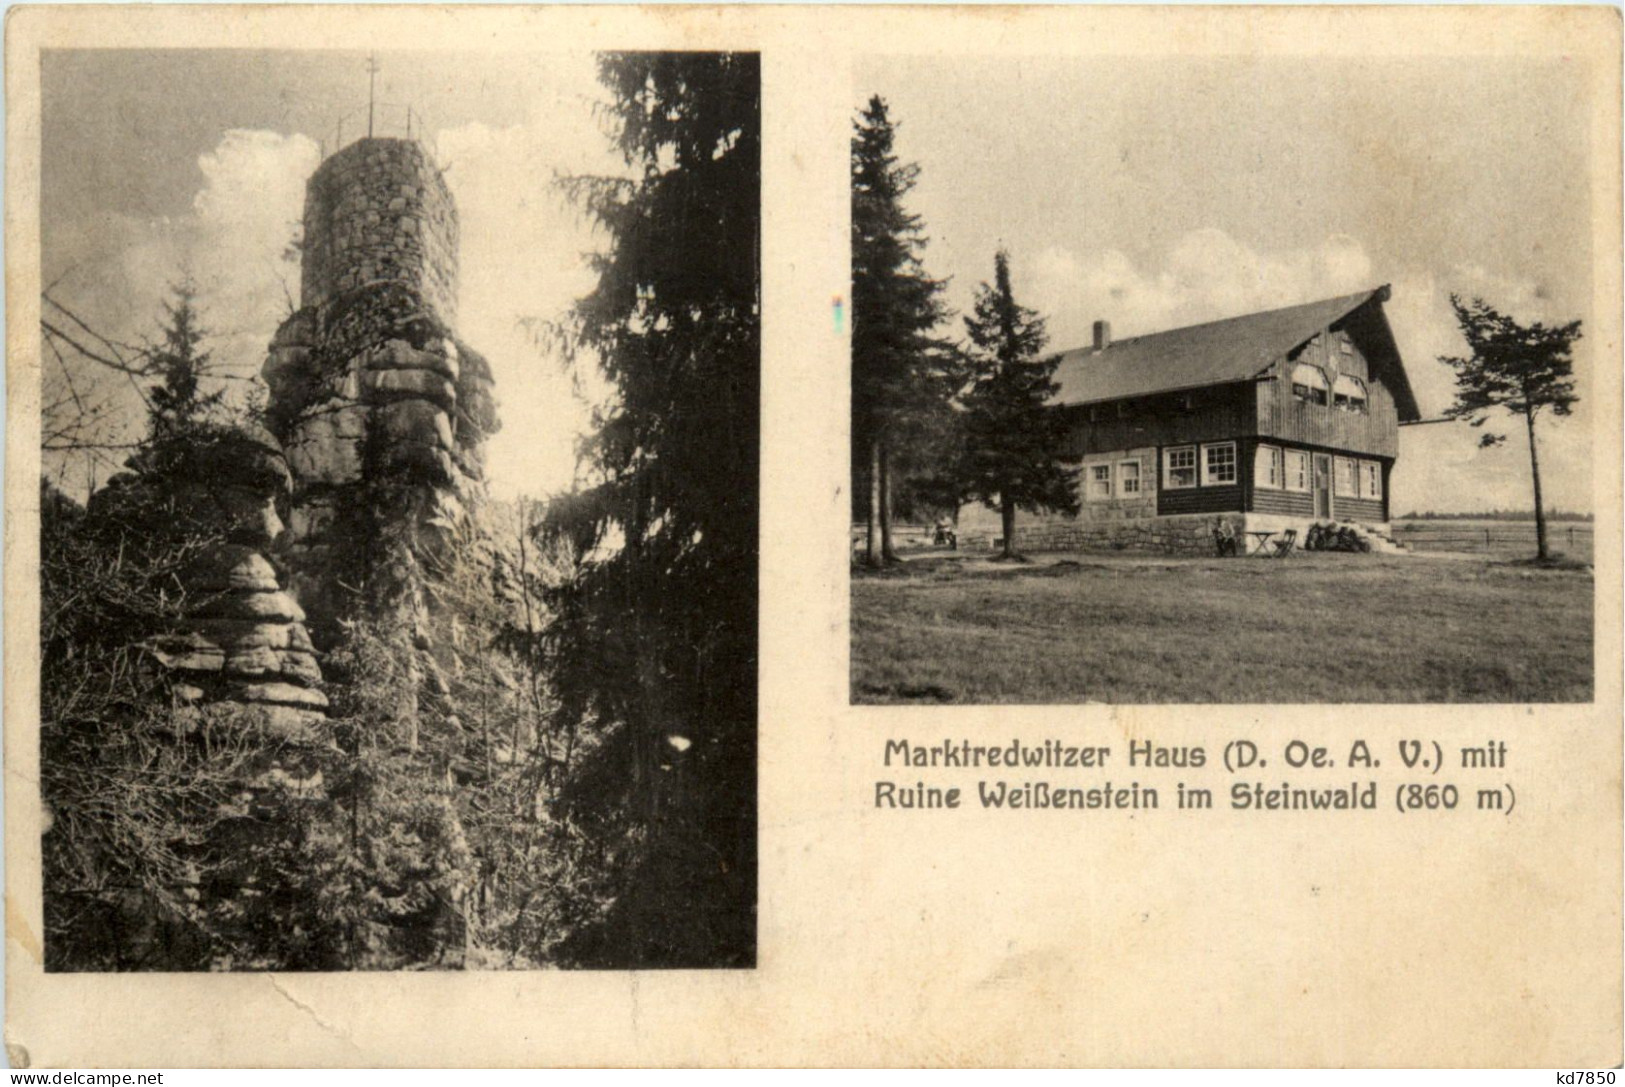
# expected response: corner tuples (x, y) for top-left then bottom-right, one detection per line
(1164, 446), (1197, 490)
(1333, 374), (1367, 413)
(1337, 331), (1354, 356)
(1335, 456), (1357, 495)
(1284, 449), (1310, 493)
(1363, 461), (1382, 500)
(1254, 444), (1282, 489)
(1118, 460), (1141, 497)
(1087, 463), (1113, 501)
(1291, 363), (1329, 405)
(1201, 442), (1237, 486)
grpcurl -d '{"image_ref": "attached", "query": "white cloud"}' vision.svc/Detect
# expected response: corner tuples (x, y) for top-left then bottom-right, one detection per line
(111, 130), (319, 375)
(1019, 228), (1375, 350)
(45, 130), (318, 498)
(52, 67), (631, 504)
(436, 91), (622, 502)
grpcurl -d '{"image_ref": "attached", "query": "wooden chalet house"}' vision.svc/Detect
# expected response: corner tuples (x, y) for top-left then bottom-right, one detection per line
(958, 285), (1420, 554)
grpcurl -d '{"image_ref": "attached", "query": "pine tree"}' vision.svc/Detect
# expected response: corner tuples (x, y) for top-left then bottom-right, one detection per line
(959, 248), (1079, 559)
(1439, 295), (1581, 561)
(540, 52), (759, 967)
(851, 95), (957, 565)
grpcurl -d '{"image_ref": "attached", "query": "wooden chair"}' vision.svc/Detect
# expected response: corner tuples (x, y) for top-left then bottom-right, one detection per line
(1271, 528), (1298, 558)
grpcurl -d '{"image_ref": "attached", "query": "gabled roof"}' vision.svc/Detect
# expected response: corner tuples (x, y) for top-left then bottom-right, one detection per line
(1050, 285), (1420, 421)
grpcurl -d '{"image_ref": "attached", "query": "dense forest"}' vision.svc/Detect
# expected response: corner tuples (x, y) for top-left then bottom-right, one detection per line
(38, 52), (759, 971)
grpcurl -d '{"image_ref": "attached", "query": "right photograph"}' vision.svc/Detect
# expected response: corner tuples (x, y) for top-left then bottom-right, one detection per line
(850, 54), (1596, 705)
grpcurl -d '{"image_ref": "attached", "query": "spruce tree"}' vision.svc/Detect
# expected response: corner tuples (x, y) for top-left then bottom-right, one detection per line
(541, 51), (759, 967)
(851, 95), (957, 565)
(1439, 295), (1581, 561)
(959, 248), (1079, 559)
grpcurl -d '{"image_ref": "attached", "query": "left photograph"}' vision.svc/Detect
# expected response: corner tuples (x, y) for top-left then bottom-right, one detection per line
(35, 48), (759, 970)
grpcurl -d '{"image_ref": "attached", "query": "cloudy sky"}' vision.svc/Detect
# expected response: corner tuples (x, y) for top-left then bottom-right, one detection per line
(42, 48), (622, 502)
(856, 54), (1599, 514)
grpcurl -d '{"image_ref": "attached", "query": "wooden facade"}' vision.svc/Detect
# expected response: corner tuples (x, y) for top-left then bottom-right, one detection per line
(1253, 311), (1400, 459)
(1056, 297), (1409, 526)
(959, 288), (1416, 551)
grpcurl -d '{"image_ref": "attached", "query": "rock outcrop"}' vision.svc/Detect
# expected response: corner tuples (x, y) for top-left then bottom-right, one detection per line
(262, 136), (499, 965)
(261, 139), (498, 643)
(136, 427), (331, 742)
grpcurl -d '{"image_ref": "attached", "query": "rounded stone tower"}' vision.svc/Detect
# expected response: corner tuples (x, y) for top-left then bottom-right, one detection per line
(262, 136), (499, 643)
(298, 138), (460, 326)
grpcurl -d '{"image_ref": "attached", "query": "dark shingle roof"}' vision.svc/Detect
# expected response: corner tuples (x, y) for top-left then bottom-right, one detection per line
(1050, 285), (1419, 420)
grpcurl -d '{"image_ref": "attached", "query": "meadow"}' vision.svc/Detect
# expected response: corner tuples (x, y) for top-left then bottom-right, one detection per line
(851, 552), (1594, 704)
(1390, 518), (1594, 561)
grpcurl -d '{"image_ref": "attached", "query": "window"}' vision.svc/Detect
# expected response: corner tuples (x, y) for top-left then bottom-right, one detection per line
(1333, 374), (1367, 413)
(1164, 446), (1197, 489)
(1337, 331), (1354, 356)
(1118, 460), (1141, 497)
(1284, 450), (1310, 493)
(1202, 442), (1237, 486)
(1363, 461), (1382, 500)
(1254, 444), (1282, 489)
(1087, 463), (1113, 501)
(1335, 457), (1357, 495)
(1291, 363), (1328, 405)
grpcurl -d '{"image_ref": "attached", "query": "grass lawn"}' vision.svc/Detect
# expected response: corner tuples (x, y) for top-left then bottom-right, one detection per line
(851, 553), (1594, 703)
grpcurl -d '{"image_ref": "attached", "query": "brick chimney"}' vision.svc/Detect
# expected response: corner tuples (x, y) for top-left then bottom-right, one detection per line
(1093, 319), (1112, 350)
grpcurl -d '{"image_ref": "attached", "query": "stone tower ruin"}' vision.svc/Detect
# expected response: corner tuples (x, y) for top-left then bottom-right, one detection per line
(261, 137), (499, 651)
(150, 137), (498, 758)
(115, 134), (501, 966)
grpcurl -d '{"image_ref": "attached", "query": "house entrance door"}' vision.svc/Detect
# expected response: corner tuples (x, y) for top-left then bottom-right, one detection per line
(1313, 454), (1332, 518)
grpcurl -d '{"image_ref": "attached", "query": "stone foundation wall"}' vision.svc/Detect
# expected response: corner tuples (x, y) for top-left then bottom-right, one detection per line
(984, 511), (1247, 555)
(960, 507), (1394, 557)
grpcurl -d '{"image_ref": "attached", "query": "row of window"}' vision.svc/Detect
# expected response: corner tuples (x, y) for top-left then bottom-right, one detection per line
(1084, 443), (1384, 501)
(1085, 443), (1235, 500)
(1291, 364), (1368, 413)
(1087, 460), (1141, 500)
(1164, 443), (1233, 489)
(1254, 444), (1382, 500)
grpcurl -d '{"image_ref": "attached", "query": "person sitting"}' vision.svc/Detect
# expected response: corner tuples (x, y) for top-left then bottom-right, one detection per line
(1212, 517), (1238, 557)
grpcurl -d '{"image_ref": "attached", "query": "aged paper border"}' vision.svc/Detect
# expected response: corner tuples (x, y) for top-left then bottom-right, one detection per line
(5, 4), (1622, 1067)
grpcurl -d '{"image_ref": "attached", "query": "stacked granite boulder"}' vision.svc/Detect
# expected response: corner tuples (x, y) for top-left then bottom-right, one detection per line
(138, 427), (330, 741)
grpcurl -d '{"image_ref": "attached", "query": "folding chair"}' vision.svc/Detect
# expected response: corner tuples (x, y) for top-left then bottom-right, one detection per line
(1271, 528), (1298, 558)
